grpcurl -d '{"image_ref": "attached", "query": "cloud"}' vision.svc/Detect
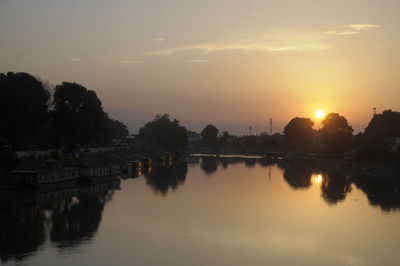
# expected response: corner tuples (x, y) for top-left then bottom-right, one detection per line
(154, 37), (165, 42)
(68, 57), (81, 62)
(324, 30), (360, 36)
(325, 23), (379, 35)
(349, 24), (379, 31)
(147, 39), (330, 57)
(186, 59), (208, 63)
(119, 60), (145, 64)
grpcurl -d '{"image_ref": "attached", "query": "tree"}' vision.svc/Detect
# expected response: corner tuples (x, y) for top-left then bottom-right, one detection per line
(321, 113), (353, 153)
(284, 117), (314, 150)
(364, 110), (400, 137)
(218, 131), (231, 147)
(52, 82), (106, 149)
(201, 125), (219, 147)
(357, 130), (390, 160)
(0, 72), (50, 149)
(99, 116), (129, 144)
(356, 110), (400, 160)
(139, 114), (188, 153)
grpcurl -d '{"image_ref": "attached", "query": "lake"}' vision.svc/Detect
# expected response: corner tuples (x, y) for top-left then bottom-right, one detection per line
(1, 156), (400, 266)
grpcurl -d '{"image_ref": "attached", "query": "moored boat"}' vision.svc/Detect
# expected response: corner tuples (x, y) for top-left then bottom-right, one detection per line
(12, 167), (80, 190)
(79, 163), (121, 182)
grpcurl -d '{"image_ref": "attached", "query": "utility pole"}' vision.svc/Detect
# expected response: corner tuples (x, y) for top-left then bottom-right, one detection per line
(249, 126), (252, 136)
(269, 118), (273, 135)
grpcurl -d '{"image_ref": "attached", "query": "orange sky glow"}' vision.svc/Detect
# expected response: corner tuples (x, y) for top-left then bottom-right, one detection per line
(0, 0), (399, 134)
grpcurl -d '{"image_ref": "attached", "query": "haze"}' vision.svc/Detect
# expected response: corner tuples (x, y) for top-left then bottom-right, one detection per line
(1, 0), (399, 134)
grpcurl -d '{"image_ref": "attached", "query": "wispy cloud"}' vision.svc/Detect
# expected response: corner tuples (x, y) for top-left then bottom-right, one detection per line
(147, 38), (330, 57)
(154, 37), (166, 42)
(68, 57), (81, 62)
(324, 30), (360, 36)
(349, 24), (379, 31)
(119, 60), (145, 64)
(325, 23), (379, 35)
(186, 59), (208, 63)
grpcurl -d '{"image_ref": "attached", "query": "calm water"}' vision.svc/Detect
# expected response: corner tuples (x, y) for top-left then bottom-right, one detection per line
(1, 157), (400, 266)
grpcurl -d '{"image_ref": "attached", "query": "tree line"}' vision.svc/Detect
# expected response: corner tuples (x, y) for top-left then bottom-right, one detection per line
(283, 111), (400, 160)
(190, 111), (400, 160)
(1, 71), (398, 161)
(0, 72), (128, 151)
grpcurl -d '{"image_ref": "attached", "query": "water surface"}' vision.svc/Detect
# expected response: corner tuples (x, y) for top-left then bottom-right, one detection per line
(1, 157), (400, 266)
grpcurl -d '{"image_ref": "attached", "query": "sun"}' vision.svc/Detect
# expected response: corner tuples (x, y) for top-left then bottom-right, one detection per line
(315, 110), (325, 119)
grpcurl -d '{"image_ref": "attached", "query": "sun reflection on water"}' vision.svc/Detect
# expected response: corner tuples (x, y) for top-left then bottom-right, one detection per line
(312, 173), (324, 185)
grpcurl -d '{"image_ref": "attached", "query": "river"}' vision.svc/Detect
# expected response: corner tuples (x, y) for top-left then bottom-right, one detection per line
(1, 156), (400, 266)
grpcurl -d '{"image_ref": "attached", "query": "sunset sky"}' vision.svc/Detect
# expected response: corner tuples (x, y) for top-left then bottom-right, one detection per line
(1, 0), (399, 134)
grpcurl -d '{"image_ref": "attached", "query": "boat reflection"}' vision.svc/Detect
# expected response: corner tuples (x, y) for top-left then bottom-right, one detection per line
(0, 178), (120, 263)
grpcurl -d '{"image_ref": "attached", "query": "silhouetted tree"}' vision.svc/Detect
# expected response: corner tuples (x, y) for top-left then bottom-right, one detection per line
(139, 114), (188, 153)
(357, 130), (390, 160)
(201, 124), (219, 147)
(321, 113), (353, 153)
(100, 115), (129, 143)
(218, 131), (231, 147)
(364, 110), (400, 137)
(284, 117), (314, 150)
(0, 72), (50, 149)
(52, 82), (107, 149)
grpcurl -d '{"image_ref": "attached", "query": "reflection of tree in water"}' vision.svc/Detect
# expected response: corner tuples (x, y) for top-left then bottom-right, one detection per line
(244, 158), (257, 168)
(145, 162), (188, 196)
(51, 194), (108, 248)
(219, 158), (228, 169)
(353, 178), (400, 212)
(0, 179), (120, 262)
(281, 162), (313, 190)
(320, 171), (352, 205)
(0, 206), (46, 262)
(200, 157), (218, 175)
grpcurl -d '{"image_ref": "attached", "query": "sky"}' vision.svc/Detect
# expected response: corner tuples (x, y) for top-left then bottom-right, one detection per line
(0, 0), (399, 135)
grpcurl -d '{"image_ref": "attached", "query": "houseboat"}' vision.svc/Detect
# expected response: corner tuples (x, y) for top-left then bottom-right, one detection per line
(129, 160), (143, 172)
(12, 167), (80, 189)
(79, 163), (121, 182)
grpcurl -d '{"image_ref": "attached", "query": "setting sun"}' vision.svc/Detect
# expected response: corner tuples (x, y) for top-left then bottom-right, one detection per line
(315, 110), (326, 119)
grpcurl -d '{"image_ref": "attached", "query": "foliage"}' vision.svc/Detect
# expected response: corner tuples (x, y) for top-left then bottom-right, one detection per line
(51, 82), (128, 149)
(321, 113), (353, 153)
(357, 130), (389, 160)
(100, 115), (129, 143)
(364, 110), (400, 137)
(218, 131), (231, 147)
(284, 117), (314, 150)
(0, 72), (50, 149)
(201, 124), (219, 147)
(52, 82), (107, 149)
(139, 114), (188, 153)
